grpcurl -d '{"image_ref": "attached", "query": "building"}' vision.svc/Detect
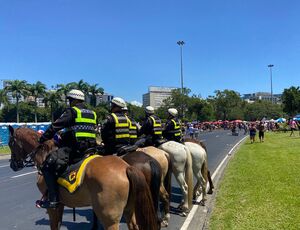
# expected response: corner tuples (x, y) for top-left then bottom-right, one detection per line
(143, 86), (178, 109)
(242, 92), (282, 104)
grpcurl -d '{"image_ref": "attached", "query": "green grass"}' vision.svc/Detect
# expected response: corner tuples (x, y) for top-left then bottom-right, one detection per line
(0, 146), (11, 155)
(209, 132), (300, 230)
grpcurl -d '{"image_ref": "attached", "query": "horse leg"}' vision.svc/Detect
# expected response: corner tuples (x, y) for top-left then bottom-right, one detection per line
(91, 211), (98, 230)
(207, 170), (214, 194)
(159, 185), (170, 227)
(173, 171), (189, 215)
(47, 207), (63, 230)
(124, 210), (139, 230)
(193, 180), (201, 199)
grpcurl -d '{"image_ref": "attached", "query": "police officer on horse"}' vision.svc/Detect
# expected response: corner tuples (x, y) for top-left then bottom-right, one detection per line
(38, 89), (97, 209)
(163, 108), (183, 143)
(135, 106), (163, 147)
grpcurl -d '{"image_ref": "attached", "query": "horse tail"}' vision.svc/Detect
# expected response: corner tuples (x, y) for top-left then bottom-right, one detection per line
(126, 166), (159, 230)
(202, 149), (214, 194)
(149, 159), (162, 214)
(163, 153), (172, 201)
(184, 146), (193, 209)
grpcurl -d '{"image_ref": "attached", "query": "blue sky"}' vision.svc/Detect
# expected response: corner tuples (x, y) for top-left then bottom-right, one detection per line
(0, 0), (299, 103)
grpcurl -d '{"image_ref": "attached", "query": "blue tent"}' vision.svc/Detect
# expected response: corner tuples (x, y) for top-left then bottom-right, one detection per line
(275, 118), (286, 123)
(293, 115), (300, 121)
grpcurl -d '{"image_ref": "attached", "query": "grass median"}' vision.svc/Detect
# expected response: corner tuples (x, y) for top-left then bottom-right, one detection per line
(209, 132), (300, 230)
(0, 146), (11, 155)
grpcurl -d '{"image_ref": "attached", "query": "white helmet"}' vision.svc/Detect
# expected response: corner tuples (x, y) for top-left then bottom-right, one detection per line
(67, 89), (85, 101)
(145, 106), (154, 114)
(111, 97), (126, 108)
(168, 108), (178, 117)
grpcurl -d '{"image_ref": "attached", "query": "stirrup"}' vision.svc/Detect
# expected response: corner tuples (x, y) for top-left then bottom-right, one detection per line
(36, 199), (59, 209)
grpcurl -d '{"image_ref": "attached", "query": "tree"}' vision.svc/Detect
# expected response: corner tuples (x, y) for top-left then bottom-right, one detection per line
(43, 90), (63, 122)
(0, 89), (8, 107)
(27, 81), (46, 122)
(213, 90), (242, 120)
(282, 86), (300, 116)
(56, 82), (76, 105)
(88, 84), (104, 107)
(4, 80), (28, 123)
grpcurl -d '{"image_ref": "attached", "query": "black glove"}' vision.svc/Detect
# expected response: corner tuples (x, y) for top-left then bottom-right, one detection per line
(38, 135), (47, 144)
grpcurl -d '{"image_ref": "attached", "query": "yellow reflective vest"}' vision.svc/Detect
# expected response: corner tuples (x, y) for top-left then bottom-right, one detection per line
(72, 106), (97, 141)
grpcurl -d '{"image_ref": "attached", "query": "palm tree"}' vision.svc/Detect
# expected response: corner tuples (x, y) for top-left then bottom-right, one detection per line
(27, 81), (46, 122)
(4, 80), (28, 122)
(88, 84), (104, 107)
(0, 89), (8, 108)
(56, 82), (76, 105)
(43, 90), (62, 122)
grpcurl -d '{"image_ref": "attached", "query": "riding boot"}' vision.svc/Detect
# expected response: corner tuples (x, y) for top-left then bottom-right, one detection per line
(39, 170), (59, 209)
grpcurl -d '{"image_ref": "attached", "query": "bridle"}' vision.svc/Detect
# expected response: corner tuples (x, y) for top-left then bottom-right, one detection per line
(9, 135), (36, 171)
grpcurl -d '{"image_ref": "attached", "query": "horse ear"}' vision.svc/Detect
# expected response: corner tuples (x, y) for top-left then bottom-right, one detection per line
(8, 125), (14, 136)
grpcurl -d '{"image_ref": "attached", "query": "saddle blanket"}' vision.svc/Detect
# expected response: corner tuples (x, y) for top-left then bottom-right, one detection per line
(57, 155), (101, 193)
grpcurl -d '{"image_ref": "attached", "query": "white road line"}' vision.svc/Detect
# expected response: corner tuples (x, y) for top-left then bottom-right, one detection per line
(11, 171), (37, 178)
(180, 135), (248, 230)
(0, 164), (9, 168)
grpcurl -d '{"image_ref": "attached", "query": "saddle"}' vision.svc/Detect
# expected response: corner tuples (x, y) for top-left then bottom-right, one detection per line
(57, 154), (101, 193)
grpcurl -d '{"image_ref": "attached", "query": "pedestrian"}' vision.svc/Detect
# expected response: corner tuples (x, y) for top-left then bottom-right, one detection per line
(249, 123), (256, 144)
(289, 118), (297, 137)
(258, 121), (265, 142)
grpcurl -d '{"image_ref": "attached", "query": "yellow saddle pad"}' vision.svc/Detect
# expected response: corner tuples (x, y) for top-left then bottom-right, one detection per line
(57, 155), (100, 193)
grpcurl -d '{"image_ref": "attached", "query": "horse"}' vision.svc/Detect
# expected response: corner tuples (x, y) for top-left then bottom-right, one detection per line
(184, 138), (214, 205)
(137, 146), (172, 227)
(154, 141), (193, 216)
(91, 150), (163, 229)
(8, 126), (159, 230)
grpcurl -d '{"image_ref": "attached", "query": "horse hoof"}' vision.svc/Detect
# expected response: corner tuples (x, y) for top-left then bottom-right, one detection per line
(181, 211), (187, 217)
(161, 220), (168, 228)
(199, 200), (205, 206)
(207, 189), (213, 194)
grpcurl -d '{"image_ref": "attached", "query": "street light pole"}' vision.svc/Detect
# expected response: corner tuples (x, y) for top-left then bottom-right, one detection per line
(177, 40), (185, 117)
(268, 64), (274, 104)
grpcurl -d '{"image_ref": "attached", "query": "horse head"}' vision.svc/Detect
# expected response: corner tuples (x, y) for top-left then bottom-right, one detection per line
(8, 125), (40, 171)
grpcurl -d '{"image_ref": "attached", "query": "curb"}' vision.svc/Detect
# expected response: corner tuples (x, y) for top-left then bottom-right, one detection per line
(180, 135), (248, 230)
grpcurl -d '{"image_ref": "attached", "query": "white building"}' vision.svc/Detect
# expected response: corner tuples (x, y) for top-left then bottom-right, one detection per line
(143, 86), (177, 109)
(242, 92), (282, 104)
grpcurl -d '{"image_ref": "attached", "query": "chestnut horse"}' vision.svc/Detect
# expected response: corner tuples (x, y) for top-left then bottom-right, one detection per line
(8, 126), (158, 230)
(137, 147), (172, 227)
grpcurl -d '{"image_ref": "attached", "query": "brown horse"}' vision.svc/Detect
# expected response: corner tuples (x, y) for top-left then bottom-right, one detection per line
(8, 126), (158, 230)
(137, 147), (172, 227)
(92, 150), (163, 229)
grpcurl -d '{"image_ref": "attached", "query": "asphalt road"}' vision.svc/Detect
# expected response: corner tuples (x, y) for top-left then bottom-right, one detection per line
(0, 129), (246, 230)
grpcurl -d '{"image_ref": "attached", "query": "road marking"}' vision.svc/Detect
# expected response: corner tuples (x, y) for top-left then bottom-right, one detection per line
(11, 171), (37, 178)
(0, 164), (9, 168)
(180, 135), (248, 230)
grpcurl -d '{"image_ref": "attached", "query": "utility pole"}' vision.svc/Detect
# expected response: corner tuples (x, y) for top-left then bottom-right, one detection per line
(177, 40), (185, 117)
(268, 64), (274, 104)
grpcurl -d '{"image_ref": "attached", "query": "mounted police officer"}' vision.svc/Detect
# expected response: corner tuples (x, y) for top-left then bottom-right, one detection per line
(123, 106), (138, 145)
(101, 97), (131, 155)
(136, 106), (163, 147)
(38, 89), (97, 209)
(163, 108), (183, 143)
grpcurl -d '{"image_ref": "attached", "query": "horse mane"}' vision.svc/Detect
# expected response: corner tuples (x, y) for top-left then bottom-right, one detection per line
(33, 140), (57, 167)
(15, 127), (40, 147)
(184, 137), (207, 152)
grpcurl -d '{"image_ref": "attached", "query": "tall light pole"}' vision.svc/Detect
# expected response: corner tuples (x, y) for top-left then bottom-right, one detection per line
(177, 40), (185, 117)
(268, 64), (274, 104)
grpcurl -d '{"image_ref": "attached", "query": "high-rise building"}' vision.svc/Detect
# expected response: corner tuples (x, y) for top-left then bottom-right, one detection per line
(143, 86), (177, 109)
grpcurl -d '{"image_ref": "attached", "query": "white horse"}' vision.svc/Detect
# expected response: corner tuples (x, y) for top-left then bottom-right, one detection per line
(158, 141), (193, 215)
(184, 138), (214, 205)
